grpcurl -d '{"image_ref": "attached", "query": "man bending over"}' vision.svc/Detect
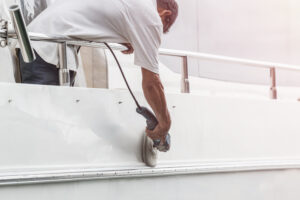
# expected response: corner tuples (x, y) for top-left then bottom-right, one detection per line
(21, 0), (179, 149)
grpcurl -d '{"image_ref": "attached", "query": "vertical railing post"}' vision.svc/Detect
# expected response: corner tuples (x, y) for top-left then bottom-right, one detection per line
(9, 5), (36, 62)
(181, 56), (190, 93)
(58, 42), (70, 86)
(0, 19), (8, 47)
(270, 67), (277, 100)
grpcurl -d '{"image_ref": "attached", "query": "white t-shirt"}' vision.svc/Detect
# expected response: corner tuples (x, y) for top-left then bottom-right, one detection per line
(28, 0), (163, 73)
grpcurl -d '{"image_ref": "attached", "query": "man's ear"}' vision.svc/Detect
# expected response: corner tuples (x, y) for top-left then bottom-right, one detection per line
(159, 9), (172, 17)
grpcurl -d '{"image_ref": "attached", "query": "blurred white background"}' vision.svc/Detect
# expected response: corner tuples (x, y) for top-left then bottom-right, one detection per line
(161, 0), (300, 86)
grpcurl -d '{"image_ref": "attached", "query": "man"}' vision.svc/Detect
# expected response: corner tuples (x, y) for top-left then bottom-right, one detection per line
(20, 0), (178, 149)
(18, 0), (48, 25)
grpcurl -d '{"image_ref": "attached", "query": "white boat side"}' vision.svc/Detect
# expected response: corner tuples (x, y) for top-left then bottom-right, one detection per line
(0, 81), (299, 199)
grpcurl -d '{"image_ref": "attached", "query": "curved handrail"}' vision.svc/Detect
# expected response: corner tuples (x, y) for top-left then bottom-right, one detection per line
(158, 48), (300, 99)
(159, 48), (300, 72)
(8, 31), (300, 71)
(6, 31), (299, 99)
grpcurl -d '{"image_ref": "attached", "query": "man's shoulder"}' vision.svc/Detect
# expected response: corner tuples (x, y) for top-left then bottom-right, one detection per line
(125, 0), (162, 26)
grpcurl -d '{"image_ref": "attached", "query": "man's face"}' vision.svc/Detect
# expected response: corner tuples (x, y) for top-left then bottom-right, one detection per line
(157, 7), (173, 33)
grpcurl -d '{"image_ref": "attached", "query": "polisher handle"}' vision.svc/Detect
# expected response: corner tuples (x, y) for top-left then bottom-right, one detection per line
(137, 106), (171, 151)
(136, 107), (158, 131)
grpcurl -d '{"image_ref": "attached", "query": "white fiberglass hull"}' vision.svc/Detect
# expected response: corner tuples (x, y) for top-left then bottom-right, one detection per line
(0, 83), (300, 199)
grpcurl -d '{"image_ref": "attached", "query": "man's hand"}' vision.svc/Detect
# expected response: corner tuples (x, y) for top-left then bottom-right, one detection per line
(146, 123), (170, 142)
(141, 68), (171, 142)
(120, 43), (134, 54)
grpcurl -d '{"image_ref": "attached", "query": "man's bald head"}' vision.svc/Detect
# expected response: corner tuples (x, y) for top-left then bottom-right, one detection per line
(157, 0), (178, 33)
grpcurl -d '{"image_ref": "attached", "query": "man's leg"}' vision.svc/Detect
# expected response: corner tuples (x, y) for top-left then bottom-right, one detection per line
(18, 50), (59, 85)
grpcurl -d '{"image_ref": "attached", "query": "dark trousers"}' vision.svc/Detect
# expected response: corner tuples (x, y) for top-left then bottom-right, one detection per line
(18, 50), (76, 86)
(18, 50), (59, 85)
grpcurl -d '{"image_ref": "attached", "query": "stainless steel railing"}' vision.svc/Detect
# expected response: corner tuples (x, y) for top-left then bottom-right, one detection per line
(159, 48), (300, 99)
(2, 5), (300, 98)
(9, 5), (35, 62)
(58, 42), (70, 86)
(5, 30), (300, 99)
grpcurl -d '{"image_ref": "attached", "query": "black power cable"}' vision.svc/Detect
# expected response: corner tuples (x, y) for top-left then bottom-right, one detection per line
(104, 42), (170, 152)
(104, 42), (159, 131)
(104, 42), (141, 109)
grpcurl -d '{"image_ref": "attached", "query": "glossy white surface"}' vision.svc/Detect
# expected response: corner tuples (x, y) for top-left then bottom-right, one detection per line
(0, 83), (299, 198)
(0, 83), (300, 169)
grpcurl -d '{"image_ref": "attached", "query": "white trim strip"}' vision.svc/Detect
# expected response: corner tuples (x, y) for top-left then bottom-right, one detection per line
(1, 159), (300, 186)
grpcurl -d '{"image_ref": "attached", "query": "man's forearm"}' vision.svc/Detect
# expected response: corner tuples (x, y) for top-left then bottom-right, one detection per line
(141, 68), (171, 136)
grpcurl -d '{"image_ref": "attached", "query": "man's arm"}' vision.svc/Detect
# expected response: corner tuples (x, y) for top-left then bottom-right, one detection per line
(141, 68), (171, 141)
(120, 43), (134, 54)
(118, 44), (170, 139)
